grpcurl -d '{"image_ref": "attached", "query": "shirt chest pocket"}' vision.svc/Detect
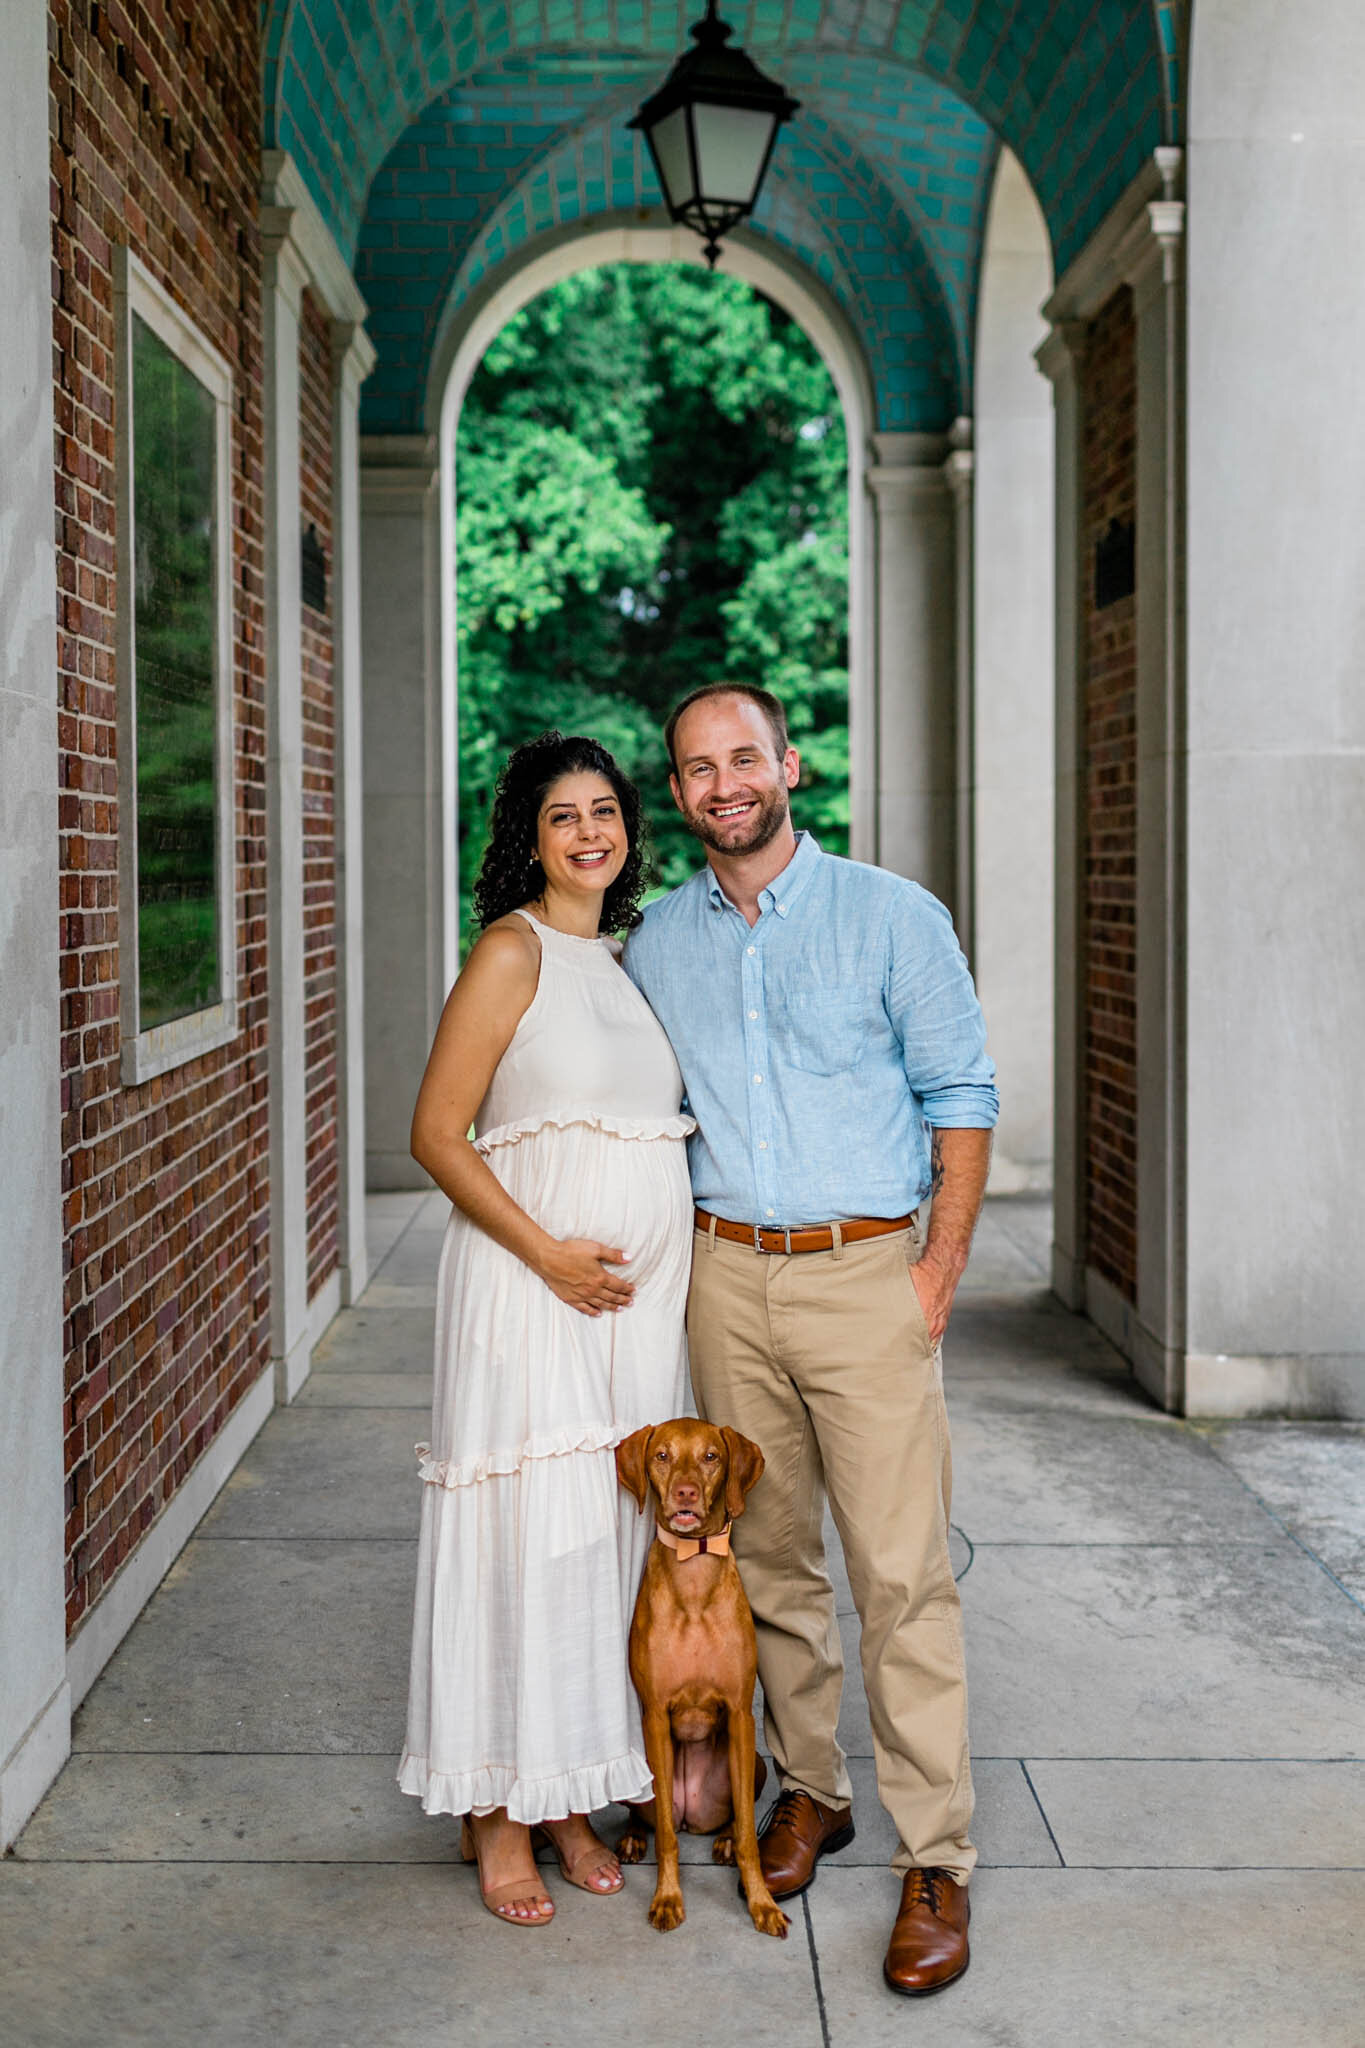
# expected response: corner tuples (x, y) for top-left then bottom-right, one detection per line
(774, 989), (879, 1077)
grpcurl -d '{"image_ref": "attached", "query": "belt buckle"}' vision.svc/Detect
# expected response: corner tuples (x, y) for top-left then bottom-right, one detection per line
(783, 1226), (793, 1255)
(751, 1221), (764, 1253)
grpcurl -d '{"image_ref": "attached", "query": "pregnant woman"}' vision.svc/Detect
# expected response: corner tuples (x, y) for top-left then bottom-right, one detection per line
(398, 732), (692, 1927)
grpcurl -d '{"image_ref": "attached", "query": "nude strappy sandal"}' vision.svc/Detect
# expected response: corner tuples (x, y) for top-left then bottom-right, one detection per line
(461, 1817), (556, 1926)
(532, 1823), (625, 1895)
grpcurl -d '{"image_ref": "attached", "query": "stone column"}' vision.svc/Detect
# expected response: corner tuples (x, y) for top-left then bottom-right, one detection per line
(1131, 153), (1187, 1409)
(1183, 0), (1365, 1415)
(261, 221), (310, 1402)
(944, 420), (975, 959)
(865, 432), (957, 913)
(0, 1), (71, 1844)
(330, 325), (377, 1303)
(360, 436), (446, 1190)
(1036, 324), (1088, 1310)
(973, 149), (1055, 1192)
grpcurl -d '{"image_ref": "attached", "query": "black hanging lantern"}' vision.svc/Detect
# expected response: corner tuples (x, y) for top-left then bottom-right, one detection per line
(629, 1), (800, 269)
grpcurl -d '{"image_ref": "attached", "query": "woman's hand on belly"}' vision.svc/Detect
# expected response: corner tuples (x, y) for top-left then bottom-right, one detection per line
(535, 1237), (636, 1317)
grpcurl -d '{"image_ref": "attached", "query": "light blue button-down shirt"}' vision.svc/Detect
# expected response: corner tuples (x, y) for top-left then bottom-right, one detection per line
(623, 833), (998, 1228)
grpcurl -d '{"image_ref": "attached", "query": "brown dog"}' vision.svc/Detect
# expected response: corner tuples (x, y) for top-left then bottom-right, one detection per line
(615, 1418), (788, 1938)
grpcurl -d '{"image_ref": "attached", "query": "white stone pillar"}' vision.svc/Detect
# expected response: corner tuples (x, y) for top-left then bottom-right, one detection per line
(973, 150), (1055, 1192)
(865, 432), (958, 912)
(360, 436), (445, 1190)
(0, 1), (71, 1844)
(945, 421), (975, 959)
(1036, 323), (1087, 1309)
(261, 222), (311, 1402)
(1184, 0), (1365, 1415)
(1131, 154), (1187, 1410)
(330, 325), (376, 1304)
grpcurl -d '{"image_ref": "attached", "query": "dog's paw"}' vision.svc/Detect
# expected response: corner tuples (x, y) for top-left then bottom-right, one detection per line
(616, 1824), (649, 1865)
(647, 1889), (686, 1932)
(749, 1897), (790, 1940)
(711, 1828), (736, 1866)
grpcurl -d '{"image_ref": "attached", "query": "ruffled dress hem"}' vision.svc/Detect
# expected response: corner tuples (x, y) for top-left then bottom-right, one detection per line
(474, 1108), (695, 1155)
(415, 1422), (636, 1490)
(397, 1747), (654, 1823)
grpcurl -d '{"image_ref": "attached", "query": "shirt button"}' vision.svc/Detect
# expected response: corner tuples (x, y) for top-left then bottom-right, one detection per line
(747, 945), (756, 956)
(758, 1140), (768, 1151)
(776, 903), (785, 913)
(766, 1208), (775, 1217)
(748, 1009), (758, 1020)
(753, 1074), (763, 1085)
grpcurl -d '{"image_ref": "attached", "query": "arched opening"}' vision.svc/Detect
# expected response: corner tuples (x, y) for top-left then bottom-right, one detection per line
(441, 254), (855, 949)
(434, 224), (877, 953)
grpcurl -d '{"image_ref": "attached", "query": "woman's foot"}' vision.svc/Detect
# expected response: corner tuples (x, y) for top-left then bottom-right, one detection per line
(462, 1810), (555, 1925)
(537, 1813), (624, 1894)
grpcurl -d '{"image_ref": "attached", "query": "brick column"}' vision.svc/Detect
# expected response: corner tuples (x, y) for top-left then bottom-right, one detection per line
(865, 432), (958, 914)
(0, 2), (70, 1844)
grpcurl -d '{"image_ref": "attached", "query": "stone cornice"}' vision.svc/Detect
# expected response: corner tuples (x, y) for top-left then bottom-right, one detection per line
(261, 149), (369, 330)
(359, 432), (439, 506)
(1043, 149), (1185, 328)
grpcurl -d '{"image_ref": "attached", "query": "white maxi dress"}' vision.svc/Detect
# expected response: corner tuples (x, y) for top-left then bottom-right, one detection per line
(399, 911), (693, 1823)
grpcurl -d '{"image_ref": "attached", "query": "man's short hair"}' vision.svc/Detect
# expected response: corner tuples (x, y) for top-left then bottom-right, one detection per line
(664, 682), (790, 774)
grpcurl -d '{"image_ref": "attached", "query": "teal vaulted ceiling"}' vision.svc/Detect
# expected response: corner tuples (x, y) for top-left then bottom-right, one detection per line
(262, 3), (1176, 434)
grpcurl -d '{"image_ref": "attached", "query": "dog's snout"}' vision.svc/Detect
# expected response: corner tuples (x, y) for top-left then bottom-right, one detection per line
(671, 1478), (700, 1505)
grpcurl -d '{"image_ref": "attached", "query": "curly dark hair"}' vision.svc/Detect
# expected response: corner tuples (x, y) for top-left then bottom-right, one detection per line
(472, 731), (654, 935)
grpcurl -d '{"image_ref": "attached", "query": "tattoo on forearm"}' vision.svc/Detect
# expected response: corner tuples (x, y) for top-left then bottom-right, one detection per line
(930, 1131), (945, 1200)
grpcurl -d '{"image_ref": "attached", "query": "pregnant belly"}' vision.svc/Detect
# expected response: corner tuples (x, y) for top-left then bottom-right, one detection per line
(487, 1123), (693, 1288)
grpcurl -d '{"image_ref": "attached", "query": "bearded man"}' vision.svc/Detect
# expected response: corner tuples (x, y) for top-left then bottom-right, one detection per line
(624, 682), (998, 1996)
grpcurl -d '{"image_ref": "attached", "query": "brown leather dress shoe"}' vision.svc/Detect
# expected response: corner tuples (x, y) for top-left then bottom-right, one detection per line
(883, 1867), (970, 1996)
(755, 1788), (855, 1901)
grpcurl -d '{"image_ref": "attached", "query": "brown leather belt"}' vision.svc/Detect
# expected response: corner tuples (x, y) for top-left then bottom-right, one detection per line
(694, 1207), (917, 1255)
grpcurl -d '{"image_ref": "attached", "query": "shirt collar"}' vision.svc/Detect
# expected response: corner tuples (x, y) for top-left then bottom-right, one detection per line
(704, 830), (822, 919)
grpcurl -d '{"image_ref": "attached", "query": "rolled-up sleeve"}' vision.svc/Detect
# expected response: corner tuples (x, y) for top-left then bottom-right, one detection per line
(884, 886), (999, 1128)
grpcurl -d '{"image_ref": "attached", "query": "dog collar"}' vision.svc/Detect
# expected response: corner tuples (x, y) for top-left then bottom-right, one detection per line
(654, 1519), (733, 1561)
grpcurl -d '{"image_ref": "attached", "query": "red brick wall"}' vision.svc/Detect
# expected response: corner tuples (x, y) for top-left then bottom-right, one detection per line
(299, 289), (339, 1302)
(51, 0), (269, 1635)
(1081, 286), (1138, 1303)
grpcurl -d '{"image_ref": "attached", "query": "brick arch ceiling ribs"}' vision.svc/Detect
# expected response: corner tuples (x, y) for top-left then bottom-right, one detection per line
(263, 3), (1170, 431)
(356, 65), (989, 435)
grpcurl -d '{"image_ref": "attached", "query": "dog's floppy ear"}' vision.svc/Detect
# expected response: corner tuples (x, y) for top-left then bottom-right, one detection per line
(721, 1427), (765, 1521)
(615, 1424), (655, 1511)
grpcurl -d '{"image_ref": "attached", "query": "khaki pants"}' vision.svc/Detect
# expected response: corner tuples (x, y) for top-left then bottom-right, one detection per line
(686, 1221), (975, 1880)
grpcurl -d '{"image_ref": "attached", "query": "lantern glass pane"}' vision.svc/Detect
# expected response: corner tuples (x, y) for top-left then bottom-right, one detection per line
(692, 103), (775, 206)
(650, 105), (697, 210)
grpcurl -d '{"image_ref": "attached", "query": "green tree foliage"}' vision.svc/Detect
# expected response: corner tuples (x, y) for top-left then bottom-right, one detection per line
(456, 263), (848, 947)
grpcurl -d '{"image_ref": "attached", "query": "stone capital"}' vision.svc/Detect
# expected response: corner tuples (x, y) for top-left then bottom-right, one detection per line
(360, 433), (439, 511)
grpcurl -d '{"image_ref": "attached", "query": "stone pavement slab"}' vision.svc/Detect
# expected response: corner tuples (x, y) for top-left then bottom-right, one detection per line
(200, 1410), (423, 1540)
(805, 1867), (1365, 2048)
(71, 1538), (413, 1755)
(946, 1405), (1275, 1544)
(0, 1863), (822, 2048)
(1023, 1758), (1365, 1867)
(311, 1304), (436, 1372)
(1198, 1421), (1365, 1604)
(295, 1370), (433, 1408)
(960, 1541), (1365, 1758)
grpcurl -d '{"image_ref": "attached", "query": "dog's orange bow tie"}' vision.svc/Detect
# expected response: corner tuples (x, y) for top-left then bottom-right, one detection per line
(654, 1519), (733, 1561)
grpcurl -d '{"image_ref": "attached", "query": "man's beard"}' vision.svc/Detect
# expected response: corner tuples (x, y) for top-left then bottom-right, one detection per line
(681, 781), (790, 857)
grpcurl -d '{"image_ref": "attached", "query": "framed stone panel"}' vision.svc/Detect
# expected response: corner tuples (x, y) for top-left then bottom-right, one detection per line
(114, 249), (237, 1082)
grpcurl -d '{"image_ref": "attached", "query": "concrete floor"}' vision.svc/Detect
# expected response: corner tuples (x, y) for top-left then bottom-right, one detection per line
(5, 1194), (1364, 2046)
